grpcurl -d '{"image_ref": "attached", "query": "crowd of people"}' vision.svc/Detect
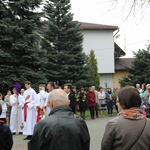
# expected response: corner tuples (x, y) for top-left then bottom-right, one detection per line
(1, 81), (150, 149)
(76, 86), (119, 119)
(0, 82), (120, 134)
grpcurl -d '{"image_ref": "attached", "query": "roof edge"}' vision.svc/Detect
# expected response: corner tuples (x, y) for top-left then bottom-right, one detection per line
(79, 22), (118, 31)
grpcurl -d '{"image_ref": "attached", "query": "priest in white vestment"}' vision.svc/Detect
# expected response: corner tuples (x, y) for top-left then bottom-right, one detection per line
(23, 81), (37, 140)
(10, 88), (24, 134)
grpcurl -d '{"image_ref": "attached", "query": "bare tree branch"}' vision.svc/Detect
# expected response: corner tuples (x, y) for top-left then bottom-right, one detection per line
(109, 0), (150, 20)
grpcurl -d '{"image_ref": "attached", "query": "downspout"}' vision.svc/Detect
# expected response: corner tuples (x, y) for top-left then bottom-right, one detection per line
(113, 28), (119, 38)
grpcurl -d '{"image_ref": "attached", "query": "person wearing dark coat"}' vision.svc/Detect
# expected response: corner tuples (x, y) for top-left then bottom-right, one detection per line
(105, 88), (113, 116)
(0, 104), (13, 150)
(79, 88), (87, 119)
(64, 83), (76, 113)
(28, 89), (90, 150)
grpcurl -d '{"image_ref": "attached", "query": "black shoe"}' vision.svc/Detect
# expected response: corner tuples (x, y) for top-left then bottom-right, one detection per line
(12, 132), (16, 135)
(19, 132), (22, 135)
(27, 135), (32, 140)
(23, 135), (32, 140)
(23, 136), (29, 140)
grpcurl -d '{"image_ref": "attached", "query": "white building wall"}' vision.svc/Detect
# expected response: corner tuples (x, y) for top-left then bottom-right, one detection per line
(100, 74), (114, 90)
(81, 30), (115, 74)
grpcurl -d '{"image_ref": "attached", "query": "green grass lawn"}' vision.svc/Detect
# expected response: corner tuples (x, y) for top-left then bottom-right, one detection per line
(76, 109), (118, 118)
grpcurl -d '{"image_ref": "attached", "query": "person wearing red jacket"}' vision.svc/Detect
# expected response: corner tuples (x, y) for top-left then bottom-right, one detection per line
(86, 87), (96, 119)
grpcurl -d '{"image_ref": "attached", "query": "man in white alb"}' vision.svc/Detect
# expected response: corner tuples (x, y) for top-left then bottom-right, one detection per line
(23, 81), (37, 140)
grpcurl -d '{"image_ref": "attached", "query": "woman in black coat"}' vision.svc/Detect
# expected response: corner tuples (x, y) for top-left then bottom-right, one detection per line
(105, 88), (113, 116)
(79, 88), (87, 120)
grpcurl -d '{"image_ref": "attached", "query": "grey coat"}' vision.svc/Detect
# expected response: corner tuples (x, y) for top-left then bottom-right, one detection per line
(101, 116), (150, 150)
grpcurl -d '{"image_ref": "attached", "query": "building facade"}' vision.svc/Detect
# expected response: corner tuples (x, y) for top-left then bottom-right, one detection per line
(80, 22), (125, 89)
(114, 58), (134, 88)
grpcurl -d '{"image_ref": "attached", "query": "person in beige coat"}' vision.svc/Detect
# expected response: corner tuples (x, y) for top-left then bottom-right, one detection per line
(101, 87), (150, 150)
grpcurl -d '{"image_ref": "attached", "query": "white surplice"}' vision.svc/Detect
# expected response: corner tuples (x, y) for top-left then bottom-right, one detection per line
(10, 94), (24, 133)
(36, 90), (49, 119)
(0, 100), (7, 119)
(23, 87), (37, 135)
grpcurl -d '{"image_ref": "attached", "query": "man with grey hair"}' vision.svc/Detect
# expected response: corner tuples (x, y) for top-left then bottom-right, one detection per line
(28, 89), (90, 150)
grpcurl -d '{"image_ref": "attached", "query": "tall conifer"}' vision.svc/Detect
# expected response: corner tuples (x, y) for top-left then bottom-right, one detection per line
(119, 45), (150, 87)
(41, 0), (88, 87)
(0, 0), (47, 92)
(87, 50), (100, 89)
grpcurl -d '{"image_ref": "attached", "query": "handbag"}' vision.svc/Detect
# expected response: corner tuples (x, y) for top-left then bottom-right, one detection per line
(76, 103), (80, 111)
(101, 100), (106, 107)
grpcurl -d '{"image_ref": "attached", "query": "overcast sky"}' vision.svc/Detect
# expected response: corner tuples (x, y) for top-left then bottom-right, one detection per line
(70, 0), (150, 58)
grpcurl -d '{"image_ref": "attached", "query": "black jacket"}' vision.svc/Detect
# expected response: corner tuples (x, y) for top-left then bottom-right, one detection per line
(0, 121), (13, 150)
(79, 92), (87, 107)
(28, 105), (90, 150)
(68, 92), (76, 107)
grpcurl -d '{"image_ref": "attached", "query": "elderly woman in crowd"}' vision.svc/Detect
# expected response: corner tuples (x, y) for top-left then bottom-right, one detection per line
(101, 87), (150, 150)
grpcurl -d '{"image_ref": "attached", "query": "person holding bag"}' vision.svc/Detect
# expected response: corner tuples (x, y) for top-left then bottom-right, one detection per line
(101, 87), (150, 150)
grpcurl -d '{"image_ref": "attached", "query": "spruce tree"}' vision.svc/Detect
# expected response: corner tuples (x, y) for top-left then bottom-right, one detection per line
(119, 44), (150, 87)
(87, 50), (100, 89)
(0, 0), (47, 92)
(41, 0), (88, 87)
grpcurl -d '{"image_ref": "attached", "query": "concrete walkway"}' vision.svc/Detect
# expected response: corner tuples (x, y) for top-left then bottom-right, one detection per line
(12, 116), (112, 150)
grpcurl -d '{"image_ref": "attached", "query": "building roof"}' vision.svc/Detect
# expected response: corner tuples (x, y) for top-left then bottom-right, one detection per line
(80, 22), (118, 31)
(114, 43), (126, 58)
(115, 58), (134, 70)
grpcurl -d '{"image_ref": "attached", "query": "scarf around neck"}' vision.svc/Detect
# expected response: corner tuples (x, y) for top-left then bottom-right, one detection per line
(119, 107), (146, 120)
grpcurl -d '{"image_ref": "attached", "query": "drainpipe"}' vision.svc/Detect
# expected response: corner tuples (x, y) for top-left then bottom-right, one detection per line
(113, 28), (119, 38)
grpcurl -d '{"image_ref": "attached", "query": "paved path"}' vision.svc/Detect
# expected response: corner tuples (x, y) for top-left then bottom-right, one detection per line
(12, 116), (112, 150)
